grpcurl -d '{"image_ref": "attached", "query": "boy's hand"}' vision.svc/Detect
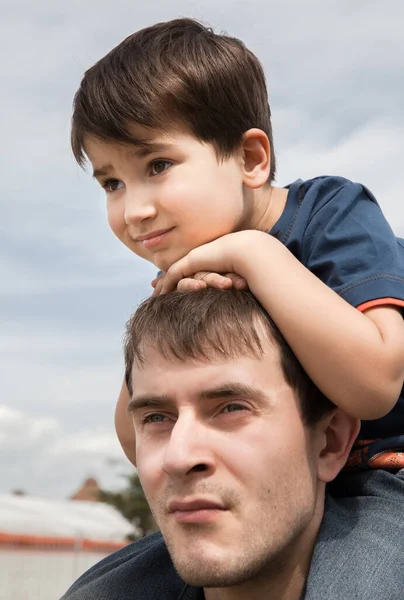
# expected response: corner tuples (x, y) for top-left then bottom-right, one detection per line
(153, 231), (265, 295)
(152, 271), (248, 296)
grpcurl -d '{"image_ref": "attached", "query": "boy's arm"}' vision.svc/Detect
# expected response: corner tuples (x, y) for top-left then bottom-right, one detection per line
(115, 379), (137, 465)
(161, 230), (404, 420)
(243, 233), (404, 419)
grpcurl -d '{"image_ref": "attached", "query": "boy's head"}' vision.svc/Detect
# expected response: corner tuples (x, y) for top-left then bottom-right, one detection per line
(72, 18), (275, 176)
(72, 18), (277, 271)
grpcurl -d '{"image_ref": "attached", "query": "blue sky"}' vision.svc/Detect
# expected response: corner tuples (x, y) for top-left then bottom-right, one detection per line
(1, 0), (404, 498)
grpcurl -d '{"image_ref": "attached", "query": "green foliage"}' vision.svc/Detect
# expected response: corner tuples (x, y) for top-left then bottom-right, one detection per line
(99, 471), (158, 539)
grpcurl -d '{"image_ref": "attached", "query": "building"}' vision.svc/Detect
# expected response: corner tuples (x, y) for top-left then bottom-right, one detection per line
(71, 477), (101, 502)
(0, 479), (140, 552)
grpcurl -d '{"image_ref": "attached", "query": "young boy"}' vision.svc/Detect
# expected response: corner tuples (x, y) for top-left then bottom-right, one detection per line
(71, 19), (404, 481)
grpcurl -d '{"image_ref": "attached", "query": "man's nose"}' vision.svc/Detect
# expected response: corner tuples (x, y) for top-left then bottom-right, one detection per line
(124, 186), (157, 225)
(161, 414), (215, 480)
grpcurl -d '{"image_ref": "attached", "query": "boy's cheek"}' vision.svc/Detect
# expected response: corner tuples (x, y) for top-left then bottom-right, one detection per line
(107, 210), (125, 239)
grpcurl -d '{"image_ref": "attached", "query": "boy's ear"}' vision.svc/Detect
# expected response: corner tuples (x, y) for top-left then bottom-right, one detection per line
(315, 409), (360, 483)
(241, 128), (271, 189)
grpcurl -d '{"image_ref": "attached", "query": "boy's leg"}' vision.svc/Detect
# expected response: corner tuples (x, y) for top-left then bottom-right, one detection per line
(304, 469), (404, 600)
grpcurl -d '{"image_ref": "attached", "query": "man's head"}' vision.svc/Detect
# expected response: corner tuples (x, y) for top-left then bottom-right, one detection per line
(72, 19), (277, 271)
(124, 289), (359, 590)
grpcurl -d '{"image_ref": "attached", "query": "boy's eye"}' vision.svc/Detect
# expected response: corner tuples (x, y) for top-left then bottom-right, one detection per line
(150, 160), (172, 176)
(102, 179), (124, 193)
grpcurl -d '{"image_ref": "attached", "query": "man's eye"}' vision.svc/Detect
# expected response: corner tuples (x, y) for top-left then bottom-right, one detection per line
(102, 179), (124, 193)
(142, 413), (168, 425)
(222, 403), (247, 414)
(150, 160), (172, 176)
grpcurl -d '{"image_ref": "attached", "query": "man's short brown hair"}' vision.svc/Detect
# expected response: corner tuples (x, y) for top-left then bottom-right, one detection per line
(71, 18), (276, 181)
(124, 289), (334, 426)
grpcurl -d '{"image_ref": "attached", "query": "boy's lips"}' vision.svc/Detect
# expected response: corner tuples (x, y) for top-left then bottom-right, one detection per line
(135, 227), (175, 249)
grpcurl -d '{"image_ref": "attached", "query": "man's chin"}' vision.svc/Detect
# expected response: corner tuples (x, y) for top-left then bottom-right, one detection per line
(172, 556), (258, 589)
(167, 539), (258, 589)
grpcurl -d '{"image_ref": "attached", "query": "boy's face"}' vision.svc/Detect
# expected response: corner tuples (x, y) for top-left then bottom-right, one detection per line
(86, 125), (252, 271)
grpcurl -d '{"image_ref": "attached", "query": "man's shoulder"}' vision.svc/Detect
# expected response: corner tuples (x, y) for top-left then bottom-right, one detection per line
(61, 531), (199, 600)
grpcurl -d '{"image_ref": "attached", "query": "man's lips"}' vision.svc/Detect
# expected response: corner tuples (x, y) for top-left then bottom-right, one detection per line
(168, 498), (227, 523)
(135, 227), (174, 249)
(168, 498), (226, 512)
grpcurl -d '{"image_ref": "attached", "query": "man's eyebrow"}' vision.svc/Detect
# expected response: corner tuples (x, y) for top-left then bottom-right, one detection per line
(127, 394), (174, 414)
(199, 383), (269, 404)
(128, 384), (269, 415)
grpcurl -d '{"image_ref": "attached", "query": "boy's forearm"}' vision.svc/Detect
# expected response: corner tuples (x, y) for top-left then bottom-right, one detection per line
(235, 233), (404, 419)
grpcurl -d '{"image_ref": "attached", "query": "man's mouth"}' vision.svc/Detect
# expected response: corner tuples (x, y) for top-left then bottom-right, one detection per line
(168, 497), (227, 524)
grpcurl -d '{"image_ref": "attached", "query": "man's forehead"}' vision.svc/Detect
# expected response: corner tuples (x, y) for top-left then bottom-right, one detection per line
(130, 341), (287, 402)
(134, 333), (281, 367)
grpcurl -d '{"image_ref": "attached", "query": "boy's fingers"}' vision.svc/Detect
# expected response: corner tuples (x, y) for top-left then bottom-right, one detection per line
(224, 273), (249, 290)
(151, 273), (164, 288)
(152, 278), (165, 296)
(161, 257), (197, 293)
(192, 271), (213, 281)
(194, 272), (233, 289)
(161, 268), (236, 294)
(177, 278), (207, 292)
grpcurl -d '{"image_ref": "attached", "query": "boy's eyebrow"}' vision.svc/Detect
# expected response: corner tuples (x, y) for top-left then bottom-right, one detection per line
(128, 383), (270, 414)
(92, 141), (177, 179)
(92, 165), (113, 179)
(131, 141), (176, 158)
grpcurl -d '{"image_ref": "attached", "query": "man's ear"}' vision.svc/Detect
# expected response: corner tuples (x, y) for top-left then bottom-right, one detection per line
(241, 128), (271, 189)
(315, 409), (360, 483)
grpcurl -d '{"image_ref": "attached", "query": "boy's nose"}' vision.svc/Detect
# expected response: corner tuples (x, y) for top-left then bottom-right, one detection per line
(124, 190), (157, 224)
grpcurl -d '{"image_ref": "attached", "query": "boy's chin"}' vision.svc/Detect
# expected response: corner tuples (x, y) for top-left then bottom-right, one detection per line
(152, 250), (189, 273)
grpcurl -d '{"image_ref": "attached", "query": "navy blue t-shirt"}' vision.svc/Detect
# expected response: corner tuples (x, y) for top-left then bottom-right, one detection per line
(270, 176), (404, 456)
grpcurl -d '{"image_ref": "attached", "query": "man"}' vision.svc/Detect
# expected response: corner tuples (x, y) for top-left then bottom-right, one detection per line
(62, 290), (403, 599)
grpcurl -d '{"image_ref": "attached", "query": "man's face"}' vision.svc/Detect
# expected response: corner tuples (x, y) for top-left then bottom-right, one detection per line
(86, 126), (251, 272)
(130, 342), (325, 588)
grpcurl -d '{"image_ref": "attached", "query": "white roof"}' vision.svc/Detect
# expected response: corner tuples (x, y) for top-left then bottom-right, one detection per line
(0, 494), (138, 541)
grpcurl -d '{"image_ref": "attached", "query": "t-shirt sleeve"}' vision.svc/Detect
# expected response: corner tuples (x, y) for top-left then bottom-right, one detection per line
(301, 179), (404, 312)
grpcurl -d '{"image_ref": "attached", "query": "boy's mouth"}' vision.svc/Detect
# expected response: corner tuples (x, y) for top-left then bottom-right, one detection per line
(136, 227), (175, 249)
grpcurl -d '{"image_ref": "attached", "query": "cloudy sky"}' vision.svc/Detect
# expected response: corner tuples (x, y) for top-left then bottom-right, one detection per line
(1, 0), (403, 499)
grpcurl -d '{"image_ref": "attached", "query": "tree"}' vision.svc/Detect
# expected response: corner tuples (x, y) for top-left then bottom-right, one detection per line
(99, 471), (157, 539)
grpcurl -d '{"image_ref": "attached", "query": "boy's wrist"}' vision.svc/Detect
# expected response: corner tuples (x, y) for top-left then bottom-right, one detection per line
(232, 230), (280, 279)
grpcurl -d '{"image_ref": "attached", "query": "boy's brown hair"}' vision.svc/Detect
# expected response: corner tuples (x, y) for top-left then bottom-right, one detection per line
(71, 18), (276, 181)
(124, 289), (334, 427)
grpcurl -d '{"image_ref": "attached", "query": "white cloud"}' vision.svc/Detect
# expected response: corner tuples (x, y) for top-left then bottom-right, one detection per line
(0, 406), (58, 447)
(0, 404), (127, 498)
(0, 326), (124, 411)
